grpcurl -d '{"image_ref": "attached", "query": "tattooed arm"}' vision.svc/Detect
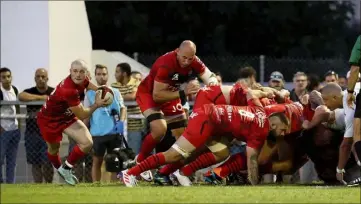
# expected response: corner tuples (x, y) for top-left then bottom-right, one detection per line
(246, 146), (260, 185)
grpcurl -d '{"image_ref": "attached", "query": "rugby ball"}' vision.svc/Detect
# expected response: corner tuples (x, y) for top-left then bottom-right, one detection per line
(96, 86), (114, 106)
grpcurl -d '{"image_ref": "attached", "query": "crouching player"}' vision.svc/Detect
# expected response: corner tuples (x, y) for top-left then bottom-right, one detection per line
(121, 92), (290, 187)
(37, 60), (107, 185)
(134, 40), (218, 181)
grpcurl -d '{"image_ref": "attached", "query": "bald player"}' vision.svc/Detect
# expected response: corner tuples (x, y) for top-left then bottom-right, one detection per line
(135, 40), (218, 181)
(318, 82), (360, 184)
(19, 68), (55, 183)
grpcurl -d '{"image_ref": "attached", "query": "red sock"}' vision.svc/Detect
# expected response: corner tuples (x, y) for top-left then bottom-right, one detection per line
(158, 161), (184, 175)
(137, 133), (158, 162)
(180, 152), (217, 176)
(215, 153), (246, 178)
(47, 152), (61, 169)
(66, 145), (86, 166)
(128, 153), (166, 176)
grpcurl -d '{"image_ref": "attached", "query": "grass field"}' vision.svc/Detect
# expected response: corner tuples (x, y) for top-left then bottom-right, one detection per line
(1, 183), (360, 203)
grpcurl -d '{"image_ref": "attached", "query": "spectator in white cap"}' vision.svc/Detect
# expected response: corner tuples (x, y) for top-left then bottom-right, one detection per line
(268, 71), (286, 91)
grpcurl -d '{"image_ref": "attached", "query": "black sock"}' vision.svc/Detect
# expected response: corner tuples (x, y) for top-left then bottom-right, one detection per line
(63, 162), (72, 170)
(354, 141), (361, 163)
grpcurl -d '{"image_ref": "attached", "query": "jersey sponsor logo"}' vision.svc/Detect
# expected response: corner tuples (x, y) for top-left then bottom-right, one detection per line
(226, 106), (233, 122)
(254, 110), (267, 128)
(64, 108), (73, 116)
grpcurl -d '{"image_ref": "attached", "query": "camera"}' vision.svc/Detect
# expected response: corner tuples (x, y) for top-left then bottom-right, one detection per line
(104, 147), (136, 172)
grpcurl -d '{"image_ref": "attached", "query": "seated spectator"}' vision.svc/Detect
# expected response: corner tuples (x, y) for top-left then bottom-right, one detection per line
(112, 63), (145, 154)
(268, 71), (286, 91)
(338, 75), (347, 90)
(131, 71), (143, 84)
(18, 68), (54, 183)
(290, 72), (308, 102)
(0, 67), (21, 184)
(307, 74), (322, 92)
(324, 70), (339, 84)
(85, 64), (126, 183)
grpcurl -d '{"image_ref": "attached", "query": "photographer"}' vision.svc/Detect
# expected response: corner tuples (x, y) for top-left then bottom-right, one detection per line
(83, 65), (126, 183)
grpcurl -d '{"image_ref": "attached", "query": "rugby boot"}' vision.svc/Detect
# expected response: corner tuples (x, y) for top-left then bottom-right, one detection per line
(135, 155), (153, 182)
(173, 169), (192, 186)
(153, 170), (173, 186)
(347, 177), (361, 187)
(122, 170), (138, 187)
(57, 166), (78, 186)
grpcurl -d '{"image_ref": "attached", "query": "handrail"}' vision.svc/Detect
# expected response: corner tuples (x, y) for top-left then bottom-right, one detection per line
(0, 100), (195, 106)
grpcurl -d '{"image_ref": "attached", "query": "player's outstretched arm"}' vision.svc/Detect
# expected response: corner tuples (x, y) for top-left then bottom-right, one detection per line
(302, 105), (331, 129)
(199, 68), (218, 86)
(246, 146), (260, 185)
(69, 92), (107, 120)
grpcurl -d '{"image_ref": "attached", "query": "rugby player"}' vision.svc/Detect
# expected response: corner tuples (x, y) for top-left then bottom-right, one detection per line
(134, 40), (219, 181)
(37, 59), (108, 185)
(121, 92), (290, 187)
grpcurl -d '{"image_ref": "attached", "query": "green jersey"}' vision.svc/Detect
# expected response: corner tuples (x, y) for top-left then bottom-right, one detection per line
(349, 35), (361, 66)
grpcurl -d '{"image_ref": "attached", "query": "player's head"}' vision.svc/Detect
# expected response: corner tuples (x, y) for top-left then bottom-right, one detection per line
(0, 67), (12, 88)
(320, 82), (343, 111)
(238, 66), (257, 87)
(70, 59), (89, 84)
(95, 64), (108, 86)
(338, 76), (347, 90)
(115, 63), (131, 83)
(34, 68), (48, 89)
(176, 40), (196, 68)
(268, 112), (290, 139)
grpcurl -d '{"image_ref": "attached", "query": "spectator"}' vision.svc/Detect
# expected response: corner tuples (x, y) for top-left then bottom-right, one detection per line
(215, 72), (222, 85)
(0, 67), (21, 183)
(307, 74), (322, 92)
(84, 64), (126, 183)
(324, 70), (338, 83)
(290, 72), (308, 102)
(18, 68), (54, 183)
(131, 71), (143, 84)
(268, 71), (286, 91)
(112, 63), (145, 154)
(338, 76), (347, 90)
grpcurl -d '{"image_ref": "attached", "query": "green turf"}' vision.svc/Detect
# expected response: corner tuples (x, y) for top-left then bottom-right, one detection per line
(1, 183), (360, 203)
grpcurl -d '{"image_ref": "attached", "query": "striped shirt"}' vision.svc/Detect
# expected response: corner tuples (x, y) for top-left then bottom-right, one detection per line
(112, 78), (144, 131)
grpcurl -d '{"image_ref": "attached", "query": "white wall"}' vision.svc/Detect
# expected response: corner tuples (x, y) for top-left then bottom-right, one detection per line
(48, 1), (92, 87)
(1, 1), (50, 91)
(0, 1), (92, 91)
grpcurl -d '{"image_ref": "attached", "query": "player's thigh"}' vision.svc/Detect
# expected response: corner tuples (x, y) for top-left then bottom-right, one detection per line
(64, 120), (92, 146)
(205, 136), (231, 160)
(166, 113), (187, 140)
(353, 118), (361, 141)
(143, 108), (168, 138)
(136, 91), (158, 117)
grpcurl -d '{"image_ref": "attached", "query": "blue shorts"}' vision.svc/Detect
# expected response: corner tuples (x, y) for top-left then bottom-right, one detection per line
(24, 129), (49, 165)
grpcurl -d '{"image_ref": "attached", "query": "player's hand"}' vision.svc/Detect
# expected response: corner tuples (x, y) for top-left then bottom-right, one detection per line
(302, 120), (310, 129)
(336, 172), (347, 185)
(279, 89), (290, 98)
(95, 91), (108, 107)
(347, 93), (355, 109)
(300, 94), (309, 105)
(185, 81), (200, 95)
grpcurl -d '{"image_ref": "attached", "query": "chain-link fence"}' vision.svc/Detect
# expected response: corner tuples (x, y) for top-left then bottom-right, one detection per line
(0, 101), (150, 184)
(137, 53), (349, 82)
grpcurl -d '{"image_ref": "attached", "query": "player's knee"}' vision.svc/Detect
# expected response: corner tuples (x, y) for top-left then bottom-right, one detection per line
(148, 113), (167, 138)
(212, 148), (230, 162)
(47, 143), (60, 155)
(78, 138), (93, 153)
(164, 147), (184, 163)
